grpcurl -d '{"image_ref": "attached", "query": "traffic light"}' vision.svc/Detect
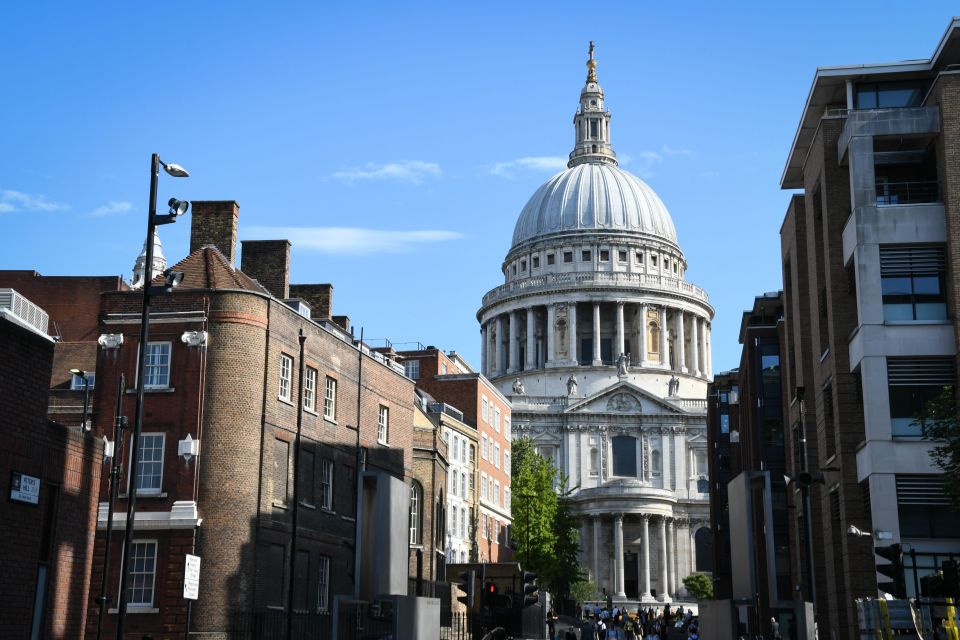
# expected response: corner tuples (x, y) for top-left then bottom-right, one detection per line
(522, 571), (538, 607)
(875, 543), (905, 599)
(457, 570), (476, 607)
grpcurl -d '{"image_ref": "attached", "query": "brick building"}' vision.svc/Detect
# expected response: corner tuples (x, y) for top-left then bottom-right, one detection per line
(707, 292), (797, 638)
(0, 290), (103, 638)
(83, 201), (416, 638)
(779, 19), (960, 638)
(398, 347), (513, 564)
(410, 390), (450, 590)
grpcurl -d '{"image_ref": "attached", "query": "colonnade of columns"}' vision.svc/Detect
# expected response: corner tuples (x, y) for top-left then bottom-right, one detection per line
(585, 513), (691, 602)
(481, 301), (712, 380)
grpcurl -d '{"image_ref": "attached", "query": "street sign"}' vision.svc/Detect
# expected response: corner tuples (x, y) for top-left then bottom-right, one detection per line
(183, 554), (201, 600)
(10, 472), (40, 505)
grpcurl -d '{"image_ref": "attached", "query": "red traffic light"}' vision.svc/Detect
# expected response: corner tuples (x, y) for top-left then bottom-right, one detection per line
(486, 581), (498, 594)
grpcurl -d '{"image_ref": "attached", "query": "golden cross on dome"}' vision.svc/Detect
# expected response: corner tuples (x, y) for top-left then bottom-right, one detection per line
(586, 41), (598, 82)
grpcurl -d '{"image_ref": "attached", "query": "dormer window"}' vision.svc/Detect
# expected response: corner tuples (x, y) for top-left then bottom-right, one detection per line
(599, 250), (610, 262)
(547, 253), (555, 265)
(651, 255), (658, 267)
(590, 120), (599, 138)
(532, 255), (540, 269)
(512, 264), (517, 275)
(520, 260), (527, 272)
(636, 251), (643, 263)
(563, 251), (573, 263)
(618, 250), (627, 263)
(581, 250), (591, 262)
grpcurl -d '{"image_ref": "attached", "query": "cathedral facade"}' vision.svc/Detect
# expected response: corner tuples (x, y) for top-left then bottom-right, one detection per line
(477, 45), (713, 603)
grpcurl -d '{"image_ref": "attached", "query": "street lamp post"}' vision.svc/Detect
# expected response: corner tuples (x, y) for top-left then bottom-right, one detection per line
(115, 153), (189, 639)
(96, 372), (126, 640)
(70, 368), (91, 430)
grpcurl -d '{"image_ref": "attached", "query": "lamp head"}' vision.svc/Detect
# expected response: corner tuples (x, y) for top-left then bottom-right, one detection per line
(161, 162), (190, 178)
(70, 368), (85, 378)
(168, 198), (189, 217)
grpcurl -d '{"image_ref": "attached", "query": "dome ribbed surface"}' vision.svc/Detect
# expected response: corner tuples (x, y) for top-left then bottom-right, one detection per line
(510, 163), (677, 249)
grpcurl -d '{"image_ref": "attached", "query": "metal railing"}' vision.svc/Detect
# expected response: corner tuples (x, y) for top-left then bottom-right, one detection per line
(481, 272), (710, 307)
(228, 609), (332, 640)
(876, 180), (940, 205)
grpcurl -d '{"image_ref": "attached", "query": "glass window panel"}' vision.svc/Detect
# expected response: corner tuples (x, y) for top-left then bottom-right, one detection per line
(881, 277), (912, 295)
(856, 86), (878, 109)
(883, 304), (914, 322)
(720, 414), (730, 434)
(915, 302), (947, 321)
(911, 276), (942, 295)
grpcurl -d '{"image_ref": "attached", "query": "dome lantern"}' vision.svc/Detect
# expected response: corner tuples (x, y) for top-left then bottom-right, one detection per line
(569, 41), (617, 168)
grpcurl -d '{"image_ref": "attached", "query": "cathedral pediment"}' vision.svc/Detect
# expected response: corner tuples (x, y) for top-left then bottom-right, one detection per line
(563, 380), (688, 416)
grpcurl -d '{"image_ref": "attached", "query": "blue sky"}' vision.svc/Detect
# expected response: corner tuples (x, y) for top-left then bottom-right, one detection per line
(1, 2), (956, 372)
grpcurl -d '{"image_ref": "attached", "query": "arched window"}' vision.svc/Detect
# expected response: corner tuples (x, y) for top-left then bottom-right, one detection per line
(695, 528), (714, 572)
(409, 481), (423, 545)
(651, 449), (661, 477)
(611, 436), (637, 477)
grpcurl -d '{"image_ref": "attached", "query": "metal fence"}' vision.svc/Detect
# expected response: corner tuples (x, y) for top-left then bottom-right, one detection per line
(440, 611), (475, 640)
(228, 609), (333, 640)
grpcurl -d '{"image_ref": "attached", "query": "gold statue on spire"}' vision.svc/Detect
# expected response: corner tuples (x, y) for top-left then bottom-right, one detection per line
(587, 40), (597, 82)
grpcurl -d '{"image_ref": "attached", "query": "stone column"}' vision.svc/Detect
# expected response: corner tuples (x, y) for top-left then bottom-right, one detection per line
(690, 315), (700, 377)
(480, 323), (488, 377)
(508, 311), (519, 374)
(525, 308), (536, 371)
(497, 315), (507, 376)
(658, 516), (669, 601)
(640, 514), (651, 599)
(658, 307), (668, 367)
(614, 513), (625, 597)
(638, 303), (647, 365)
(616, 301), (625, 359)
(666, 518), (676, 598)
(703, 321), (711, 378)
(568, 302), (578, 366)
(546, 305), (556, 367)
(592, 515), (601, 584)
(675, 310), (686, 373)
(592, 302), (602, 365)
(662, 429), (671, 491)
(689, 525), (697, 576)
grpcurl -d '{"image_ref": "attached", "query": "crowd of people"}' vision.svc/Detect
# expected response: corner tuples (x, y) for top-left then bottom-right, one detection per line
(550, 604), (700, 640)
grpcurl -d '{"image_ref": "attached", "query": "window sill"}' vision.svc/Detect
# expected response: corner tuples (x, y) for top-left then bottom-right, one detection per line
(378, 440), (390, 447)
(278, 397), (295, 407)
(272, 501), (290, 510)
(304, 407), (319, 417)
(321, 506), (336, 515)
(884, 320), (950, 326)
(119, 492), (168, 499)
(300, 501), (317, 510)
(126, 387), (175, 394)
(323, 416), (337, 426)
(109, 607), (158, 614)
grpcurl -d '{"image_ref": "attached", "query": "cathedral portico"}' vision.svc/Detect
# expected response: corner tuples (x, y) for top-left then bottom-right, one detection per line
(477, 43), (712, 608)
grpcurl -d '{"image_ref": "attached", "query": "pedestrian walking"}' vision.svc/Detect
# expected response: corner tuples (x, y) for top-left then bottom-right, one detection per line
(770, 616), (782, 640)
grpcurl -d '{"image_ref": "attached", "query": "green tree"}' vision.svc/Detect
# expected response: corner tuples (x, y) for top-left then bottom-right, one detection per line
(511, 438), (558, 573)
(569, 578), (600, 606)
(919, 386), (960, 509)
(682, 573), (714, 600)
(510, 438), (585, 602)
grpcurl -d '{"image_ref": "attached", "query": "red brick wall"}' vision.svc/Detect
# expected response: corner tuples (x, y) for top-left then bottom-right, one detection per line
(0, 317), (102, 639)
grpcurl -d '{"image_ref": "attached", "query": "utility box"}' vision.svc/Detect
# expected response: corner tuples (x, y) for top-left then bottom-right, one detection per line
(356, 471), (410, 599)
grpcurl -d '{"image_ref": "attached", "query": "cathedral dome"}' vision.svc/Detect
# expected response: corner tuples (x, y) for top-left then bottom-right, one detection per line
(510, 162), (678, 250)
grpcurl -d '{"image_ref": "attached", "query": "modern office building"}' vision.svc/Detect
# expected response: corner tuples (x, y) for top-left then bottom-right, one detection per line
(476, 44), (713, 603)
(780, 18), (960, 639)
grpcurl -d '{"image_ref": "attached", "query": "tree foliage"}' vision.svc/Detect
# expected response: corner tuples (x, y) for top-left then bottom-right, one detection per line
(919, 386), (960, 509)
(511, 438), (584, 600)
(682, 572), (714, 600)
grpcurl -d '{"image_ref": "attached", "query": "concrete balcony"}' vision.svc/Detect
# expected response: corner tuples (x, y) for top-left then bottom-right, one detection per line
(480, 271), (709, 308)
(842, 201), (946, 264)
(838, 106), (940, 160)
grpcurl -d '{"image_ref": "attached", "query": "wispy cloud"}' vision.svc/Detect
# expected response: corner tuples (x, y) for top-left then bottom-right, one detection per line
(0, 189), (69, 213)
(660, 144), (694, 157)
(328, 160), (442, 185)
(244, 226), (464, 256)
(89, 200), (134, 217)
(488, 156), (567, 178)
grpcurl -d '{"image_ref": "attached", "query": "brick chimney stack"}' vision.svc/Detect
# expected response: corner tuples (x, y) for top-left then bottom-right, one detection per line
(240, 240), (291, 300)
(288, 284), (333, 321)
(190, 201), (239, 264)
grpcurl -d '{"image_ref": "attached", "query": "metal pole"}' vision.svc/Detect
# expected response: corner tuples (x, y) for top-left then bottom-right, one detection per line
(798, 392), (818, 613)
(286, 330), (307, 640)
(353, 327), (364, 597)
(81, 375), (91, 430)
(116, 153), (160, 638)
(96, 372), (125, 640)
